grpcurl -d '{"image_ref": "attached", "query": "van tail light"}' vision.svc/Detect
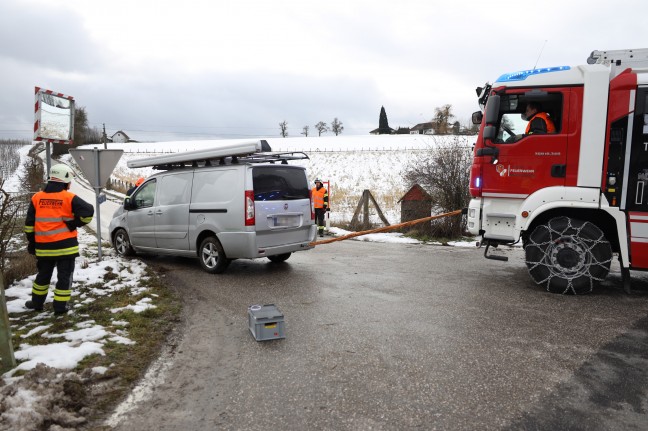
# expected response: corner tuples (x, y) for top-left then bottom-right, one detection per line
(309, 190), (315, 220)
(245, 190), (255, 226)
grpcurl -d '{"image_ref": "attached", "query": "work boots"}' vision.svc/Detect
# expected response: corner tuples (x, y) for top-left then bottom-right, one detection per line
(53, 300), (68, 315)
(25, 300), (44, 312)
(25, 299), (68, 315)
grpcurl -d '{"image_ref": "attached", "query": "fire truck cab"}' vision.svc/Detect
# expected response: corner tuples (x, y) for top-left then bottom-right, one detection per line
(467, 48), (648, 294)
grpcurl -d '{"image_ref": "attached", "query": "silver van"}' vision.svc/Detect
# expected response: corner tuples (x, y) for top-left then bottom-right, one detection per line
(109, 142), (316, 273)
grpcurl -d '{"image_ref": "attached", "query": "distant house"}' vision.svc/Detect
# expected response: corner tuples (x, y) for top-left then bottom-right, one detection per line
(110, 131), (138, 143)
(395, 127), (411, 135)
(410, 122), (437, 135)
(369, 127), (394, 135)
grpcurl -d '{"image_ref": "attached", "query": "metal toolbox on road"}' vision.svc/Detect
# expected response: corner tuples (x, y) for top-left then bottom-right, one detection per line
(248, 304), (285, 341)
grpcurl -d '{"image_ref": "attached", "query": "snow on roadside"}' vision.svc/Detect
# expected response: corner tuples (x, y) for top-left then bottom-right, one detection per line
(2, 145), (32, 193)
(1, 227), (160, 429)
(3, 231), (153, 377)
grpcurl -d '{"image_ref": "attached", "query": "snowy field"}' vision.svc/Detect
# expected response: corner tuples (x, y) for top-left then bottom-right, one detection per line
(79, 134), (475, 225)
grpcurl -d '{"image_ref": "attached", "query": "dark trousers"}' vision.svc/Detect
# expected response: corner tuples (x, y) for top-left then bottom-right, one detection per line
(315, 208), (326, 234)
(32, 258), (75, 311)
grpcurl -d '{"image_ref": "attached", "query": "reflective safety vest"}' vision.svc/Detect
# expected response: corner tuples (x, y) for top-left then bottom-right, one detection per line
(525, 112), (556, 134)
(31, 190), (77, 244)
(312, 186), (328, 209)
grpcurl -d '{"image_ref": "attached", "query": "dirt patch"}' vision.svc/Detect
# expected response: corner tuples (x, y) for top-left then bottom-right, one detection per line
(0, 364), (89, 431)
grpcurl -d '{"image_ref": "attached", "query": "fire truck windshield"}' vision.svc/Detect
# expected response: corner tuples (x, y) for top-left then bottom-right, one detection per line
(488, 92), (563, 143)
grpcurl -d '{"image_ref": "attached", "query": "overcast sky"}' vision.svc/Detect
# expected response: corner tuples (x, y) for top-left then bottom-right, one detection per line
(1, 0), (646, 142)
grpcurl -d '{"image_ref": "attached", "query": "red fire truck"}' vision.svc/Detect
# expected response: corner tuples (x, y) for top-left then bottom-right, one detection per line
(467, 48), (648, 294)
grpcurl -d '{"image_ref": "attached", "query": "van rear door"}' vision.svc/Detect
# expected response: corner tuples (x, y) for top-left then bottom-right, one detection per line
(252, 166), (313, 247)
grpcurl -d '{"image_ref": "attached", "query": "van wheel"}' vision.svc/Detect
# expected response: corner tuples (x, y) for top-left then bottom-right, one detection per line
(525, 217), (612, 294)
(114, 229), (135, 257)
(199, 236), (230, 274)
(268, 253), (291, 263)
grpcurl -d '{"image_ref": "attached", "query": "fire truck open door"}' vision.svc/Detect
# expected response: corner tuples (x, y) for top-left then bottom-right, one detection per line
(622, 87), (648, 268)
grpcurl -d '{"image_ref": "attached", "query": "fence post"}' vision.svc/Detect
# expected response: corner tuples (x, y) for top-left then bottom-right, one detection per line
(0, 276), (17, 373)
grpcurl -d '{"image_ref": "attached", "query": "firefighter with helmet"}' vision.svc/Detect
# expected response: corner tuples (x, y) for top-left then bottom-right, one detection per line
(23, 164), (94, 315)
(312, 178), (329, 237)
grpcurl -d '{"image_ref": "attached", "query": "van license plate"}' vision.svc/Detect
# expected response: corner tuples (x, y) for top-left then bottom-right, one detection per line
(273, 215), (296, 227)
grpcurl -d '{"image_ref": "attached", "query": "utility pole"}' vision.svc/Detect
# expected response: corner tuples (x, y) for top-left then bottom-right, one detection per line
(102, 123), (108, 149)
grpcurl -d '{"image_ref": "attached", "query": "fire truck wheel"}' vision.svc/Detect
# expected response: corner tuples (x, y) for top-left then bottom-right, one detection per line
(525, 216), (612, 294)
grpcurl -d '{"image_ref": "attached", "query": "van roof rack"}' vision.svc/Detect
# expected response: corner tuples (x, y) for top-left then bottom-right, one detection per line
(126, 140), (310, 170)
(128, 140), (268, 169)
(149, 151), (310, 170)
(241, 151), (310, 164)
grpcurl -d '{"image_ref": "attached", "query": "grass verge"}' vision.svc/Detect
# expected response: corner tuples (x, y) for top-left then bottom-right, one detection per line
(5, 239), (181, 429)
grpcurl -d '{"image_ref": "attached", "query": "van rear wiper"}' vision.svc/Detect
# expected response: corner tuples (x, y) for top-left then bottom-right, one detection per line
(282, 194), (306, 199)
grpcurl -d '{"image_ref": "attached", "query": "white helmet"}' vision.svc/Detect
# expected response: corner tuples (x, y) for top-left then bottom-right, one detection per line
(49, 164), (76, 183)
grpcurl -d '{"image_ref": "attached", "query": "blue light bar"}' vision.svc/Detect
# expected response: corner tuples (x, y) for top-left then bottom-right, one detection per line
(496, 66), (571, 83)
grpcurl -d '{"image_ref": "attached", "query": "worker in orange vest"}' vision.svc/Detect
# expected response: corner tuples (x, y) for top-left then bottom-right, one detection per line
(312, 179), (329, 237)
(23, 164), (94, 315)
(126, 177), (145, 197)
(524, 102), (556, 135)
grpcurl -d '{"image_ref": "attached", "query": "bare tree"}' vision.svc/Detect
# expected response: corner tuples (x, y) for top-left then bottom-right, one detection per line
(403, 137), (472, 237)
(301, 126), (309, 137)
(0, 179), (23, 280)
(463, 117), (480, 135)
(19, 146), (45, 192)
(314, 121), (328, 137)
(279, 121), (289, 138)
(331, 118), (344, 136)
(433, 104), (455, 135)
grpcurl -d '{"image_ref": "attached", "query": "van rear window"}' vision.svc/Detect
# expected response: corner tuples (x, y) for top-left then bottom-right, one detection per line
(253, 167), (309, 201)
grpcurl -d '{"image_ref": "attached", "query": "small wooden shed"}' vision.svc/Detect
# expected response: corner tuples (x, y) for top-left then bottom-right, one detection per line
(399, 184), (432, 234)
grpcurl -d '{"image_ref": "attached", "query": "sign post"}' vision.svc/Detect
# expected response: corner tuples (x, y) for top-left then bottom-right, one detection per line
(69, 148), (123, 260)
(0, 278), (16, 373)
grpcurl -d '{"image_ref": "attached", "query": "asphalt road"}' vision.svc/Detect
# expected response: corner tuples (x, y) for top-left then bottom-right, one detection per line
(108, 240), (648, 431)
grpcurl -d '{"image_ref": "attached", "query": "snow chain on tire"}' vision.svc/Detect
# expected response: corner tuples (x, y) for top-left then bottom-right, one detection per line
(525, 216), (613, 295)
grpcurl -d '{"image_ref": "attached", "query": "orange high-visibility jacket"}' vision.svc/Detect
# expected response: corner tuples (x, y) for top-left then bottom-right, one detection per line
(525, 112), (556, 134)
(31, 190), (77, 244)
(24, 186), (94, 259)
(312, 186), (328, 209)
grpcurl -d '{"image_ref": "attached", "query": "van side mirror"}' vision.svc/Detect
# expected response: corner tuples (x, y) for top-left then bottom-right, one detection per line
(471, 111), (483, 125)
(124, 197), (132, 210)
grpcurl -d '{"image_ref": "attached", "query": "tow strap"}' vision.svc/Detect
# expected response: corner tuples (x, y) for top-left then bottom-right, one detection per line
(310, 209), (462, 246)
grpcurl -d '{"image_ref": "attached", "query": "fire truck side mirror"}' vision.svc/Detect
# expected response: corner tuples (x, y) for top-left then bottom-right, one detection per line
(483, 125), (497, 141)
(484, 95), (500, 125)
(472, 111), (483, 125)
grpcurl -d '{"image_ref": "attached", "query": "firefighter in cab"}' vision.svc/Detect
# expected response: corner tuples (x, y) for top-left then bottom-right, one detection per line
(312, 179), (329, 237)
(24, 164), (94, 315)
(523, 102), (556, 135)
